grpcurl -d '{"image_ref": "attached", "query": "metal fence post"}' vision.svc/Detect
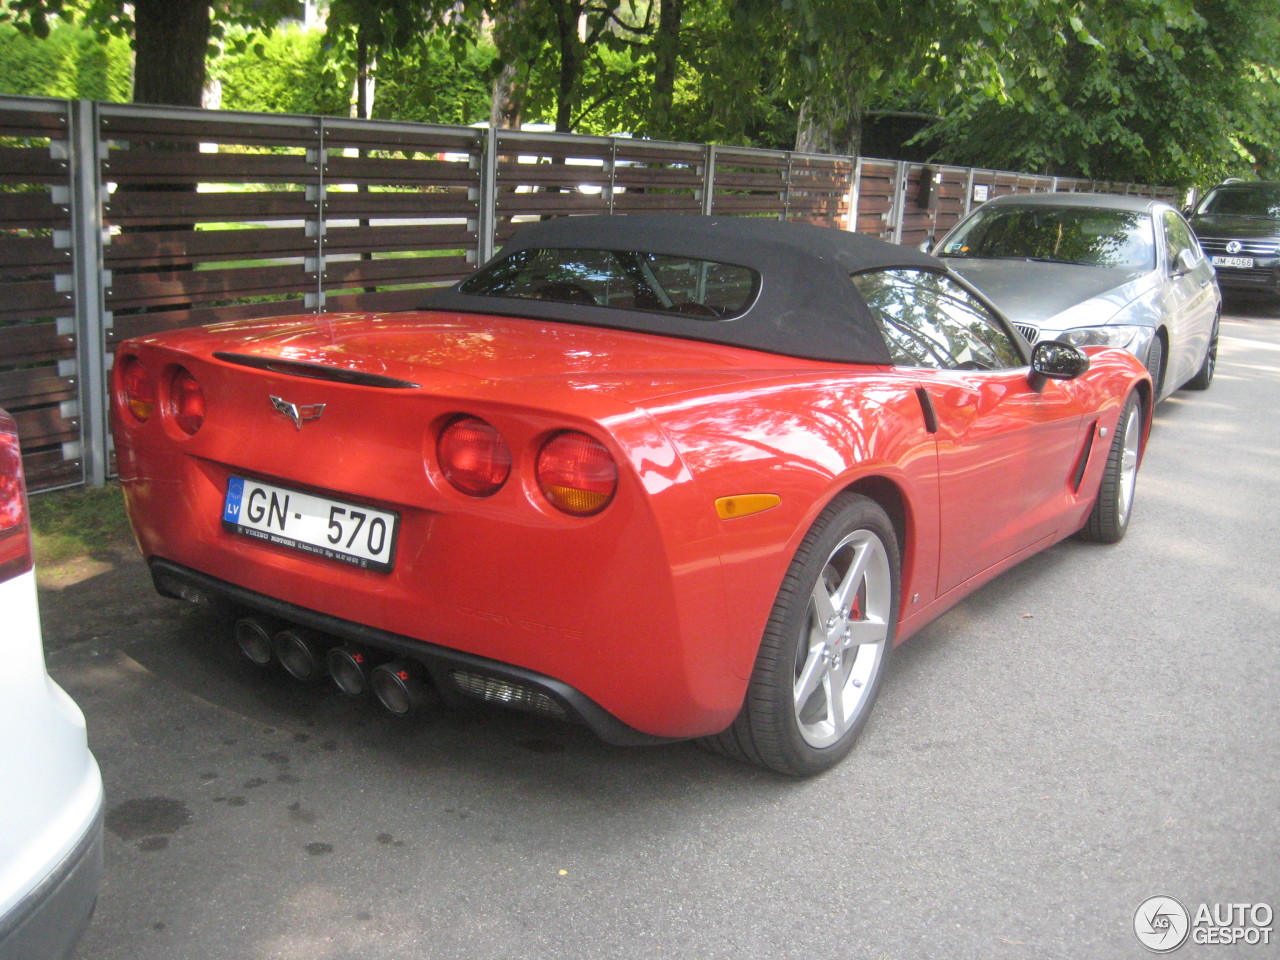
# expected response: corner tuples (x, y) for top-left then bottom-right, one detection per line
(782, 152), (793, 221)
(477, 125), (498, 265)
(846, 157), (861, 232)
(700, 144), (716, 216)
(305, 118), (327, 312)
(68, 99), (108, 487)
(891, 160), (908, 245)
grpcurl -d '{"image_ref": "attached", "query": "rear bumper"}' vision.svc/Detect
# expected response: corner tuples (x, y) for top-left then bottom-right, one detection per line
(0, 800), (103, 960)
(150, 558), (676, 747)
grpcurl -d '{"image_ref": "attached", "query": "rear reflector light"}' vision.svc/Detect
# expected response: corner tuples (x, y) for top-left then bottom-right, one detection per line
(536, 431), (617, 516)
(437, 416), (511, 497)
(119, 356), (155, 422)
(0, 412), (33, 583)
(450, 670), (569, 719)
(168, 367), (205, 435)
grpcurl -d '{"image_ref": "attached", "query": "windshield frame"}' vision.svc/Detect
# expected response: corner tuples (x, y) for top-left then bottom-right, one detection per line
(938, 202), (1157, 271)
(1194, 184), (1280, 220)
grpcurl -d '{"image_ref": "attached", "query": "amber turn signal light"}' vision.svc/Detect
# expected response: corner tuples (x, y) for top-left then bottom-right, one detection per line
(536, 431), (617, 516)
(118, 356), (155, 423)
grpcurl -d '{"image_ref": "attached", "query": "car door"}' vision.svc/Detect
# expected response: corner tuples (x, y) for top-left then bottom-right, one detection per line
(1158, 208), (1218, 389)
(853, 268), (1088, 596)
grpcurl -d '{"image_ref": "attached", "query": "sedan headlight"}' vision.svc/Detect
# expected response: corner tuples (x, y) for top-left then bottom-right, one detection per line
(1058, 324), (1151, 355)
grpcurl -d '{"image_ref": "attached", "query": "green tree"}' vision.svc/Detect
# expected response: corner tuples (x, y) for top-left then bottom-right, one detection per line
(1, 0), (296, 105)
(371, 32), (498, 125)
(216, 24), (350, 116)
(323, 0), (450, 117)
(0, 16), (131, 101)
(481, 0), (660, 132)
(924, 0), (1280, 184)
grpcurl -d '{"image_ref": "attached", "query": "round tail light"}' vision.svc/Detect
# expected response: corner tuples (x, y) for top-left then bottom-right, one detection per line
(168, 367), (205, 435)
(0, 413), (33, 582)
(119, 356), (155, 422)
(536, 431), (617, 516)
(437, 415), (511, 497)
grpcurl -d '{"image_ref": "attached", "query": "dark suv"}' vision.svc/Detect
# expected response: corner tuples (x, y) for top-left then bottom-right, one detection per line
(1189, 180), (1280, 306)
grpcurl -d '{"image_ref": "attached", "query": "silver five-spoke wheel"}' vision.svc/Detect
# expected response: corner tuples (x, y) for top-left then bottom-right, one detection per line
(1079, 391), (1144, 544)
(702, 493), (900, 776)
(1117, 398), (1141, 528)
(794, 528), (891, 748)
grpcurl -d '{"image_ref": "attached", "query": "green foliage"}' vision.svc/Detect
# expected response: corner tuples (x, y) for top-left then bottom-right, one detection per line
(922, 0), (1280, 185)
(216, 24), (349, 116)
(655, 0), (794, 147)
(373, 33), (498, 125)
(2, 0), (1276, 186)
(0, 16), (131, 100)
(216, 22), (498, 124)
(0, 0), (296, 46)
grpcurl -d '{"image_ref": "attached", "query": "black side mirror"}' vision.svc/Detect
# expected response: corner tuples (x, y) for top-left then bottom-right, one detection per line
(1030, 340), (1090, 390)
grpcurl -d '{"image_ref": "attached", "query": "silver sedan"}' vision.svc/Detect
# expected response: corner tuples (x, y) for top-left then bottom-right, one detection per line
(934, 192), (1221, 399)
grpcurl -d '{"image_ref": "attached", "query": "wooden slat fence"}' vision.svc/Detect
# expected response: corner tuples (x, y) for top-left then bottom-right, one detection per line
(0, 95), (1178, 491)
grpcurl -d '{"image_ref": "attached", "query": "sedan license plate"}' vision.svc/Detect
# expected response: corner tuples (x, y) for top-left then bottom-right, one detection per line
(222, 476), (398, 572)
(1212, 255), (1254, 269)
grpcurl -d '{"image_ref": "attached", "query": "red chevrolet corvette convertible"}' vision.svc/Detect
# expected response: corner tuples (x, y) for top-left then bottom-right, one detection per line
(112, 215), (1151, 776)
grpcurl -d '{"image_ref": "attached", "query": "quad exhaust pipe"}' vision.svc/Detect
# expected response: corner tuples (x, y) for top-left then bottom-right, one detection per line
(230, 617), (439, 715)
(233, 617), (277, 666)
(326, 644), (375, 697)
(370, 660), (440, 717)
(272, 627), (329, 682)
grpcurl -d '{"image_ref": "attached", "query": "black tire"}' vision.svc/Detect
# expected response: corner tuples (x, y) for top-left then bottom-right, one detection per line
(1184, 316), (1219, 390)
(1145, 334), (1165, 399)
(702, 493), (899, 777)
(1077, 391), (1143, 544)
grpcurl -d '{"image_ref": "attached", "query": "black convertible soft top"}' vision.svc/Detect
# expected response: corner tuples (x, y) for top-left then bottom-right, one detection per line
(424, 214), (946, 365)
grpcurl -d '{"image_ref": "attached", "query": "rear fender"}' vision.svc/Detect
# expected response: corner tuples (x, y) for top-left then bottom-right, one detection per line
(650, 375), (939, 685)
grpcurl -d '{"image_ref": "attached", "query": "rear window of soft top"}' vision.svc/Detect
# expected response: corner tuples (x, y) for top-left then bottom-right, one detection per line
(459, 247), (760, 320)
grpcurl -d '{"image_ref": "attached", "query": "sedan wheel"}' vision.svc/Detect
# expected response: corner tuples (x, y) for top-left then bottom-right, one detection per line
(1185, 316), (1219, 390)
(702, 493), (899, 776)
(1078, 392), (1143, 543)
(1145, 334), (1165, 399)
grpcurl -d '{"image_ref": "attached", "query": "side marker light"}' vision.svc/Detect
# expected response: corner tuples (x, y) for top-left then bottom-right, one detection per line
(715, 494), (781, 520)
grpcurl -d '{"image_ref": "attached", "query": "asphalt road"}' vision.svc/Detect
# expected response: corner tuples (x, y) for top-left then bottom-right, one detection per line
(43, 305), (1279, 960)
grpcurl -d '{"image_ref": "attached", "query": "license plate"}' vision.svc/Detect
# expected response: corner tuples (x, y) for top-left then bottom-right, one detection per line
(1212, 255), (1254, 269)
(222, 476), (399, 573)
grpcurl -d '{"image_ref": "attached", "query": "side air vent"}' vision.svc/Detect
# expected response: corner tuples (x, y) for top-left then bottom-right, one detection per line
(213, 352), (420, 389)
(1071, 421), (1098, 492)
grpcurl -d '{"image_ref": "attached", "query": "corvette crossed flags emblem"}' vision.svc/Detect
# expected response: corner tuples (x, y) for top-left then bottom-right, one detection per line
(269, 395), (326, 429)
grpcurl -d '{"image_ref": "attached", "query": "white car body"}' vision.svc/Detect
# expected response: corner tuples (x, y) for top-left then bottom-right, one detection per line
(0, 411), (103, 960)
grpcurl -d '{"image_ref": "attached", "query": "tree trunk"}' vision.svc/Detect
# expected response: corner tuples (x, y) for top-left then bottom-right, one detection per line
(650, 0), (683, 137)
(489, 0), (533, 130)
(795, 93), (863, 157)
(551, 0), (585, 131)
(132, 0), (212, 106)
(490, 62), (525, 130)
(353, 23), (375, 119)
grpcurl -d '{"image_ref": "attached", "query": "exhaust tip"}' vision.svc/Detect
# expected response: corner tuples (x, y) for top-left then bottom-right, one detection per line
(233, 618), (275, 666)
(370, 660), (439, 717)
(326, 644), (374, 697)
(272, 627), (329, 682)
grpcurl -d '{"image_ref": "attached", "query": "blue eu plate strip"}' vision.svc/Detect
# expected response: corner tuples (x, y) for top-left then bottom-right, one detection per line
(223, 476), (245, 524)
